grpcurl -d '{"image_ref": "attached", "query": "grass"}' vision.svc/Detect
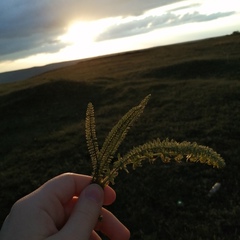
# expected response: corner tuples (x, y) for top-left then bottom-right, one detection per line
(0, 33), (240, 239)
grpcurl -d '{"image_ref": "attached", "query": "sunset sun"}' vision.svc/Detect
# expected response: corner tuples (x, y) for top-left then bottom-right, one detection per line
(61, 21), (97, 45)
(60, 18), (119, 46)
(58, 18), (117, 59)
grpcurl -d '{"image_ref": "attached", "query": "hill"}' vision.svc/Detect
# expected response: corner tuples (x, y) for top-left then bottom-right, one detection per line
(0, 34), (240, 239)
(0, 59), (80, 84)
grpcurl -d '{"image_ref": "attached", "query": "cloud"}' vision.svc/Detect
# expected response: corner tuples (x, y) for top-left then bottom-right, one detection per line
(0, 1), (71, 61)
(0, 37), (67, 61)
(76, 0), (180, 19)
(0, 0), (236, 62)
(96, 11), (235, 41)
(0, 0), (180, 61)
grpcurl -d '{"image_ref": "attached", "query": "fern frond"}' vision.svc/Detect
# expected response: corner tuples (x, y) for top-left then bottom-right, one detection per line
(85, 95), (225, 188)
(85, 103), (99, 178)
(96, 94), (151, 181)
(102, 138), (225, 186)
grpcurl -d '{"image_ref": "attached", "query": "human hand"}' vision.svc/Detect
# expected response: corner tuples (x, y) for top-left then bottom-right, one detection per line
(0, 173), (130, 240)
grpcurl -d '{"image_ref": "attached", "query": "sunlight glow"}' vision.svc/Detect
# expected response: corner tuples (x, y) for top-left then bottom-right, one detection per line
(59, 18), (119, 45)
(56, 18), (121, 60)
(60, 22), (96, 45)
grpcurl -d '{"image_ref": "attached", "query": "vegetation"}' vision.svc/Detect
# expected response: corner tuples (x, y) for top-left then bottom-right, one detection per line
(0, 34), (240, 239)
(86, 95), (225, 188)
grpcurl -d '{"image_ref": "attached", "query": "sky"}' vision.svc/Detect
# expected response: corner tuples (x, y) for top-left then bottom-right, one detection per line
(0, 0), (239, 73)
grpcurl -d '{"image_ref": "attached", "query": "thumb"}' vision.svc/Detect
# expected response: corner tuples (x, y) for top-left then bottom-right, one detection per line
(55, 184), (104, 240)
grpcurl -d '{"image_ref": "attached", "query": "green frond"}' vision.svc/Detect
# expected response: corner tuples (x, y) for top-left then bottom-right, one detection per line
(125, 138), (225, 168)
(85, 102), (99, 178)
(97, 94), (151, 178)
(102, 139), (225, 186)
(84, 95), (225, 188)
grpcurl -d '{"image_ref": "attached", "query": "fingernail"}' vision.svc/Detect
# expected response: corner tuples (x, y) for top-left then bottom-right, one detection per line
(85, 184), (103, 204)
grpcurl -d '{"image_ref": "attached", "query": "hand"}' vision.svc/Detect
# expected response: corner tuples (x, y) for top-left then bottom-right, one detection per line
(0, 173), (130, 240)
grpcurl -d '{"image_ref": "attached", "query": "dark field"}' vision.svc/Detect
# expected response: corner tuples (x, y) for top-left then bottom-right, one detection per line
(0, 33), (240, 239)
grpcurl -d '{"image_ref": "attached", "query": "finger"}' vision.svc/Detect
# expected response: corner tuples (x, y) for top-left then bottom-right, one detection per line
(39, 173), (116, 205)
(35, 173), (116, 228)
(90, 230), (101, 240)
(57, 184), (104, 240)
(96, 208), (130, 240)
(64, 185), (116, 221)
(103, 185), (116, 205)
(38, 173), (116, 228)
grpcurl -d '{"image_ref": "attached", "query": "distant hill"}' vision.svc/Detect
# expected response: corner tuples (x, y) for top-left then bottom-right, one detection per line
(0, 59), (80, 84)
(0, 33), (239, 92)
(1, 33), (239, 85)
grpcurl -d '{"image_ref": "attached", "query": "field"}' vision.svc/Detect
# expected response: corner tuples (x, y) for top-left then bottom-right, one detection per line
(0, 33), (240, 239)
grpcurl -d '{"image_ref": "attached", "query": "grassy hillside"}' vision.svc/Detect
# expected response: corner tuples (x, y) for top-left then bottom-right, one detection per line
(0, 33), (240, 239)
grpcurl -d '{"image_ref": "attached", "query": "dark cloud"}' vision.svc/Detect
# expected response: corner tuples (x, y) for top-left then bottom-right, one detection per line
(96, 11), (235, 41)
(0, 1), (67, 59)
(0, 36), (67, 61)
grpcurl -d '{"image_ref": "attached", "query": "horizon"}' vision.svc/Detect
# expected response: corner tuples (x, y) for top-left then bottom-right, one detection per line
(0, 34), (235, 75)
(0, 0), (239, 73)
